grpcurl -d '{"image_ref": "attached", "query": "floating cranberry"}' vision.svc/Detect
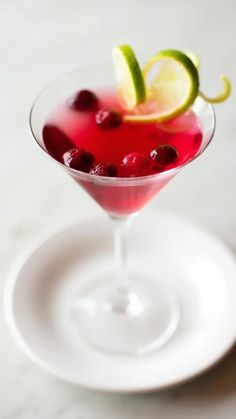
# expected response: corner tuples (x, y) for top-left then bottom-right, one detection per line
(42, 124), (74, 161)
(62, 148), (95, 171)
(69, 90), (98, 111)
(121, 152), (152, 177)
(95, 109), (122, 129)
(150, 145), (179, 167)
(89, 163), (118, 177)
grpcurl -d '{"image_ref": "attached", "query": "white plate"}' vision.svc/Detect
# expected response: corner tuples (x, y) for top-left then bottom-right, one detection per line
(4, 210), (236, 392)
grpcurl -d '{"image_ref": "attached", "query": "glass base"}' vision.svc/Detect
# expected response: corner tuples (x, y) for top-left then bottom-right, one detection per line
(74, 273), (179, 355)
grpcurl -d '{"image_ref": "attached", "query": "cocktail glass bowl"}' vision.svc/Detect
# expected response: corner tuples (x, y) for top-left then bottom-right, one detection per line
(30, 63), (215, 355)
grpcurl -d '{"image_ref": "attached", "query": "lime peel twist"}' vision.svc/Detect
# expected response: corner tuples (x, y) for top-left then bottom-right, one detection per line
(112, 45), (231, 124)
(184, 50), (200, 69)
(198, 75), (231, 104)
(182, 52), (231, 103)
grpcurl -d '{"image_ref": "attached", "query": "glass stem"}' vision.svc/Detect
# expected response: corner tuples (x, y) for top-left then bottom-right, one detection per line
(110, 215), (132, 289)
(109, 214), (144, 315)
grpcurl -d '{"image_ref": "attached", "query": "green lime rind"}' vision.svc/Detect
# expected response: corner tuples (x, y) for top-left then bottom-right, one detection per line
(112, 45), (146, 109)
(124, 49), (200, 123)
(147, 49), (199, 115)
(184, 50), (200, 69)
(199, 75), (231, 103)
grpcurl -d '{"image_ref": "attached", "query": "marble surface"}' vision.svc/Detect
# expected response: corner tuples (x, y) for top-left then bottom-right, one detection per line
(1, 0), (236, 417)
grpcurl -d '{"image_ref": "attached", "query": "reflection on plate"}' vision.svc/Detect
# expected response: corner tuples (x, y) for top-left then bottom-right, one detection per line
(4, 210), (236, 392)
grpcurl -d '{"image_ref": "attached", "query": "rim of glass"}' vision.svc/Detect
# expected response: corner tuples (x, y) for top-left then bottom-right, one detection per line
(29, 67), (216, 186)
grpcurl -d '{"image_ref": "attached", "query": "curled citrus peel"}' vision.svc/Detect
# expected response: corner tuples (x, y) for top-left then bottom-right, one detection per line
(198, 75), (231, 103)
(112, 45), (231, 124)
(184, 50), (200, 69)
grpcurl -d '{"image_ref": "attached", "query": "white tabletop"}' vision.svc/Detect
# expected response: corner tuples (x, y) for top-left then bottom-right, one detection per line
(1, 0), (236, 417)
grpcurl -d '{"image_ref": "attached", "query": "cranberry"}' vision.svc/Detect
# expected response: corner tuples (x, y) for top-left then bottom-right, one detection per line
(150, 145), (179, 167)
(121, 152), (152, 177)
(62, 148), (95, 171)
(69, 90), (98, 111)
(89, 163), (118, 177)
(42, 124), (74, 161)
(95, 109), (122, 129)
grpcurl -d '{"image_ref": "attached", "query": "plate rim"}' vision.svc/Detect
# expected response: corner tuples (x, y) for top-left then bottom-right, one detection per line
(4, 211), (236, 393)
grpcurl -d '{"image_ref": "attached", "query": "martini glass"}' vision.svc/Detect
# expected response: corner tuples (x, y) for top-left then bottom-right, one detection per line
(29, 63), (215, 355)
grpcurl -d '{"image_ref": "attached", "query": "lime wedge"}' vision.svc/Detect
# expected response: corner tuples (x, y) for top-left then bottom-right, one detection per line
(112, 45), (146, 110)
(199, 75), (231, 103)
(124, 49), (199, 123)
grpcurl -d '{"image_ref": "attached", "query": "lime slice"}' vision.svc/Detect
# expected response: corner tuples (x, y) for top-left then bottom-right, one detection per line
(159, 111), (197, 133)
(112, 45), (146, 110)
(199, 75), (231, 103)
(124, 49), (199, 123)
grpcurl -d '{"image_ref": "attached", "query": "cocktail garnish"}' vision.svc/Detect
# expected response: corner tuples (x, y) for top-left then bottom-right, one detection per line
(69, 89), (99, 111)
(112, 45), (231, 123)
(121, 152), (153, 177)
(62, 148), (95, 171)
(150, 145), (179, 167)
(112, 45), (146, 110)
(89, 162), (118, 177)
(95, 108), (122, 129)
(198, 75), (231, 103)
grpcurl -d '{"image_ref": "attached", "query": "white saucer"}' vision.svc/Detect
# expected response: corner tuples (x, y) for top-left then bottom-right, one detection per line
(4, 210), (236, 392)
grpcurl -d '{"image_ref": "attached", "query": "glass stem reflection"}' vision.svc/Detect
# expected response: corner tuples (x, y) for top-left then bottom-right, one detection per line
(109, 215), (135, 314)
(112, 216), (132, 284)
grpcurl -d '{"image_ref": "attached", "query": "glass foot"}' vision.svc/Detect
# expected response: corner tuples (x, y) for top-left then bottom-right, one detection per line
(73, 274), (179, 355)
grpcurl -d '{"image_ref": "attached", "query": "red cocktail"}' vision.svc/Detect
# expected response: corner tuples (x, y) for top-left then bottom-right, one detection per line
(42, 91), (202, 216)
(30, 55), (215, 355)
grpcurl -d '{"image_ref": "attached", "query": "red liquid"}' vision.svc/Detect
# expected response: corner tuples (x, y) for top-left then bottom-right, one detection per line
(43, 91), (203, 216)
